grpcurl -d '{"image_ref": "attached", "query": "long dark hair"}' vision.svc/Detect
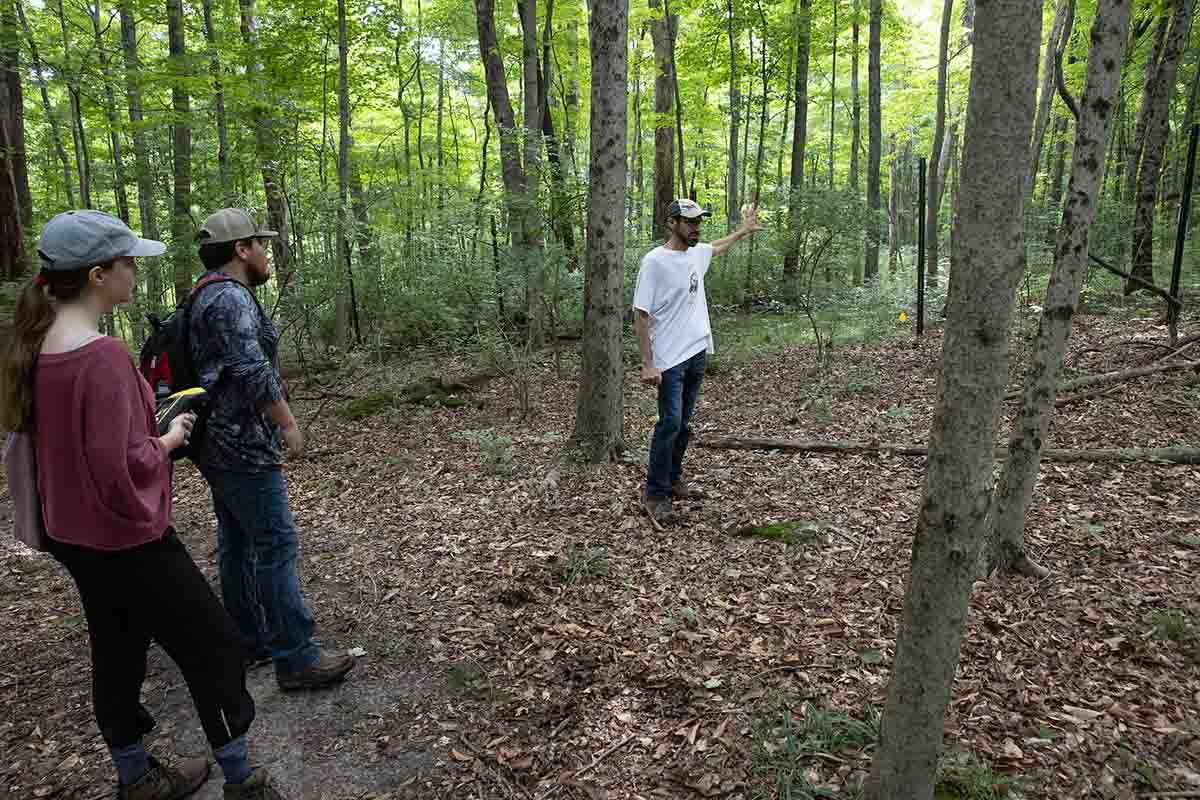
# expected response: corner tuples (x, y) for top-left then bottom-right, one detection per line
(0, 266), (109, 431)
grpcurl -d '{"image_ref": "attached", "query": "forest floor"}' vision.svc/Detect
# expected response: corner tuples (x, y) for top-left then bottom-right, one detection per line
(3, 309), (1200, 800)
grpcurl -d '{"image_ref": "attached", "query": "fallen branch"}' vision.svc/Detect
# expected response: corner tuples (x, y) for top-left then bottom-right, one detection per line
(1054, 383), (1123, 408)
(1088, 253), (1181, 308)
(700, 437), (1200, 464)
(1006, 359), (1200, 400)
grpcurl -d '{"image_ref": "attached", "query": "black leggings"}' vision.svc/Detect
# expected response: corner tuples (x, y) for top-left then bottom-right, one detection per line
(50, 528), (255, 750)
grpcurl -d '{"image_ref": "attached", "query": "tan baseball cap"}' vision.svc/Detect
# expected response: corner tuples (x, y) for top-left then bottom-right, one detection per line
(667, 198), (712, 219)
(197, 208), (278, 245)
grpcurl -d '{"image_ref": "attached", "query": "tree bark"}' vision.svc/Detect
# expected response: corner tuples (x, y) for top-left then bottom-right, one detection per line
(850, 0), (860, 191)
(56, 0), (91, 209)
(119, 0), (160, 315)
(887, 132), (898, 271)
(202, 0), (232, 204)
(167, 0), (193, 306)
(864, 0), (881, 281)
(1128, 0), (1193, 293)
(1124, 17), (1168, 205)
(0, 0), (29, 278)
(783, 0), (812, 299)
(828, 0), (837, 189)
(925, 0), (953, 290)
(517, 0), (547, 345)
(239, 0), (293, 296)
(1026, 0), (1074, 201)
(16, 0), (74, 207)
(335, 0), (353, 347)
(863, 0), (1042, 793)
(574, 0), (627, 463)
(91, 0), (130, 225)
(650, 0), (675, 239)
(776, 0), (797, 196)
(539, 0), (576, 270)
(665, 0), (686, 197)
(985, 0), (1132, 579)
(726, 0), (740, 228)
(1048, 114), (1068, 208)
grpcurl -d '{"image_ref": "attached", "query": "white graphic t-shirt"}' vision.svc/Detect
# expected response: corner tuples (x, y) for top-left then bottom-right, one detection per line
(632, 243), (715, 371)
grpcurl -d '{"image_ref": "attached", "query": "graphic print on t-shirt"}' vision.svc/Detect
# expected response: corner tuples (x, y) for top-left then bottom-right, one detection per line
(632, 243), (716, 371)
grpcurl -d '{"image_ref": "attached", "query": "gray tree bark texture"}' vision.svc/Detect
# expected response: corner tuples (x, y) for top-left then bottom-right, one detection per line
(726, 0), (740, 228)
(202, 0), (232, 204)
(1128, 0), (1193, 292)
(1026, 0), (1073, 201)
(782, 0), (812, 299)
(925, 0), (953, 290)
(1123, 17), (1167, 206)
(335, 0), (352, 347)
(167, 0), (193, 306)
(92, 0), (130, 225)
(985, 0), (1132, 579)
(573, 0), (627, 463)
(16, 0), (74, 208)
(650, 0), (675, 240)
(863, 0), (881, 281)
(0, 0), (29, 279)
(887, 132), (898, 271)
(518, 0), (547, 345)
(850, 0), (860, 191)
(119, 0), (160, 314)
(863, 0), (1042, 794)
(56, 0), (91, 209)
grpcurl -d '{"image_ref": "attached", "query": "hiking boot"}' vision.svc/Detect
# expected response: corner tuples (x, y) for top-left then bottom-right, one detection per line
(276, 650), (355, 691)
(642, 493), (676, 525)
(224, 768), (286, 800)
(671, 481), (706, 500)
(244, 650), (273, 671)
(118, 754), (210, 800)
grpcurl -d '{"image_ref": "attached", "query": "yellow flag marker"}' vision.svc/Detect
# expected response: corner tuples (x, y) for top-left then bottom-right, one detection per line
(899, 310), (908, 322)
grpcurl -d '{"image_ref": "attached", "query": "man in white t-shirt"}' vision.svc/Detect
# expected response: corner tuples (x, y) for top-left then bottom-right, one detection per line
(634, 198), (763, 523)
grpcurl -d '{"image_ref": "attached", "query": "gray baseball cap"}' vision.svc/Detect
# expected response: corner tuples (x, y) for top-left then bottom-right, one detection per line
(37, 210), (166, 272)
(197, 208), (278, 245)
(667, 198), (712, 219)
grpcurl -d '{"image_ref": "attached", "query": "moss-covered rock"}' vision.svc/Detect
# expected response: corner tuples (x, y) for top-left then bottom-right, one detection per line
(733, 520), (820, 546)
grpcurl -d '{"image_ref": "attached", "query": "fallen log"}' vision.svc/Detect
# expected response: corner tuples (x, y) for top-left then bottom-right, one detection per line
(1005, 358), (1200, 400)
(701, 437), (1200, 464)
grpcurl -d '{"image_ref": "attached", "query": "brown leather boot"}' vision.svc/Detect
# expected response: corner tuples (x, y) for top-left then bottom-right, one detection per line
(223, 768), (287, 799)
(276, 650), (355, 691)
(117, 755), (209, 800)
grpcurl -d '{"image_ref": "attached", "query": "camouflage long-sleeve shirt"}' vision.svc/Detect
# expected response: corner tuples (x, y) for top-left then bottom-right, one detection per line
(189, 275), (284, 472)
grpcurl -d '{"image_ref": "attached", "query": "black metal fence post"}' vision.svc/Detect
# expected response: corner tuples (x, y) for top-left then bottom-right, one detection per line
(917, 157), (926, 336)
(1168, 124), (1199, 344)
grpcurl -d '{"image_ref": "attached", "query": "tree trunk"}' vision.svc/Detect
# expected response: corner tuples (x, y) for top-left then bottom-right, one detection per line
(574, 0), (627, 463)
(1124, 17), (1168, 205)
(167, 0), (193, 306)
(651, 0), (675, 239)
(776, 0), (796, 196)
(1128, 0), (1193, 293)
(1048, 114), (1068, 208)
(726, 0), (740, 228)
(16, 0), (74, 208)
(985, 0), (1131, 579)
(91, 0), (131, 225)
(540, 0), (576, 270)
(202, 0), (232, 204)
(119, 0), (160, 315)
(518, 0), (546, 345)
(349, 157), (374, 328)
(631, 33), (644, 236)
(888, 132), (898, 271)
(1026, 0), (1074, 201)
(335, 0), (353, 347)
(0, 0), (28, 278)
(57, 0), (91, 209)
(850, 0), (860, 191)
(783, 0), (812, 299)
(665, 0), (687, 197)
(864, 0), (881, 281)
(239, 0), (293, 296)
(925, 0), (953, 291)
(436, 42), (445, 209)
(828, 0), (837, 188)
(936, 121), (957, 211)
(863, 0), (1042, 793)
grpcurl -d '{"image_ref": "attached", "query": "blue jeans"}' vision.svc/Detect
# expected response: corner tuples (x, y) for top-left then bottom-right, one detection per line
(199, 465), (319, 676)
(646, 349), (706, 499)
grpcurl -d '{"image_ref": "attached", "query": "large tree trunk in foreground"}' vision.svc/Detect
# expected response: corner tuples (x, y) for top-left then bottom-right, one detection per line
(925, 0), (953, 290)
(783, 0), (812, 300)
(863, 0), (1042, 794)
(574, 0), (627, 463)
(650, 0), (675, 240)
(1, 0), (29, 279)
(167, 0), (193, 305)
(863, 0), (881, 281)
(1128, 0), (1193, 293)
(985, 0), (1132, 579)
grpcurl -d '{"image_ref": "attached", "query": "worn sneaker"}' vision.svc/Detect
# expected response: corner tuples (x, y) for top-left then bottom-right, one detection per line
(642, 493), (676, 525)
(224, 768), (286, 799)
(245, 650), (273, 671)
(118, 754), (210, 800)
(276, 650), (355, 691)
(671, 481), (707, 500)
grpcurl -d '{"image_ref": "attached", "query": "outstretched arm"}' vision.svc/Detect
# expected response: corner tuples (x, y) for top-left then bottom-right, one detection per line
(711, 204), (765, 256)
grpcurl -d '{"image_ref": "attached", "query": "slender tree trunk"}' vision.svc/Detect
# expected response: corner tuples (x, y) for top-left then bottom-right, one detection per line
(782, 0), (811, 299)
(540, 0), (576, 270)
(850, 0), (860, 191)
(829, 0), (837, 188)
(926, 0), (953, 290)
(1048, 114), (1068, 208)
(57, 0), (91, 209)
(1026, 0), (1073, 201)
(936, 121), (957, 211)
(864, 0), (881, 280)
(167, 0), (193, 305)
(776, 0), (797, 196)
(437, 44), (445, 209)
(16, 0), (74, 207)
(1, 0), (29, 278)
(1129, 0), (1193, 292)
(202, 0), (232, 204)
(864, 0), (1043, 793)
(518, 0), (546, 345)
(239, 0), (292, 295)
(119, 0), (160, 314)
(888, 132), (898, 271)
(985, 0), (1131, 579)
(651, 0), (675, 239)
(665, 0), (687, 197)
(1125, 17), (1168, 206)
(349, 157), (374, 328)
(740, 41), (752, 212)
(335, 0), (353, 347)
(90, 0), (131, 225)
(632, 34), (644, 237)
(727, 0), (740, 228)
(565, 18), (580, 177)
(574, 0), (627, 462)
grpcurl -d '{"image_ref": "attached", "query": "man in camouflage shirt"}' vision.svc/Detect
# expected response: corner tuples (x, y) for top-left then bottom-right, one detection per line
(191, 208), (354, 692)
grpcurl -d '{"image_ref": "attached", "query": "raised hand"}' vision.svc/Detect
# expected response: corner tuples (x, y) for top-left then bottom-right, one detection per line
(741, 204), (765, 234)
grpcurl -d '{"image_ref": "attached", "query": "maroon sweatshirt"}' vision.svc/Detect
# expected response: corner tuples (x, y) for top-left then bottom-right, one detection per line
(35, 337), (171, 550)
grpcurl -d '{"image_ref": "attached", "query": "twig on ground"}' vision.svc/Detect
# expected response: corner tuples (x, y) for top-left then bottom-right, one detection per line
(534, 734), (638, 800)
(458, 735), (535, 800)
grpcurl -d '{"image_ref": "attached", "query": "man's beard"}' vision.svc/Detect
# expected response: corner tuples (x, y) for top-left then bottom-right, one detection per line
(247, 265), (271, 287)
(686, 233), (700, 247)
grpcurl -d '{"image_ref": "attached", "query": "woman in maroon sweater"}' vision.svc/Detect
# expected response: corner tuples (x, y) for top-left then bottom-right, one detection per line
(0, 211), (284, 800)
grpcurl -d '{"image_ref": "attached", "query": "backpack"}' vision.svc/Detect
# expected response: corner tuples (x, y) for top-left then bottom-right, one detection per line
(139, 274), (255, 461)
